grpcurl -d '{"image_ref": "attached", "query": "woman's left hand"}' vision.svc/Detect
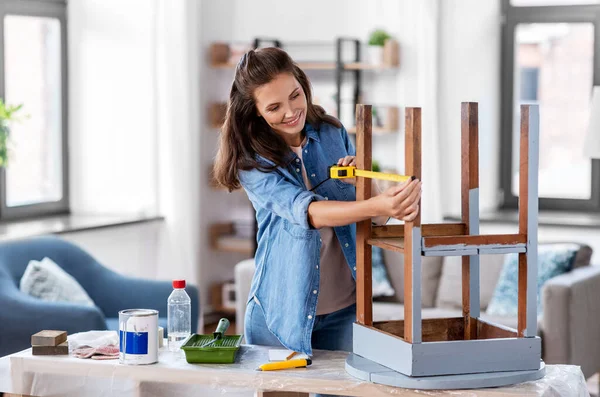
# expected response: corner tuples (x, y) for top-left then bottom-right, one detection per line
(337, 156), (356, 185)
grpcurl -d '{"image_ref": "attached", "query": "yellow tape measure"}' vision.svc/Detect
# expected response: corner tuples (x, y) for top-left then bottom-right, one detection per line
(329, 165), (413, 183)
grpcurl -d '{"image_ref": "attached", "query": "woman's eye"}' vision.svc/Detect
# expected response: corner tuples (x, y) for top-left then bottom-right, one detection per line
(268, 106), (279, 112)
(292, 93), (300, 99)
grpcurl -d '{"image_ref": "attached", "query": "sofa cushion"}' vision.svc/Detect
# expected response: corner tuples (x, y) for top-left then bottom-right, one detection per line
(381, 250), (443, 308)
(19, 257), (96, 307)
(435, 242), (594, 311)
(486, 244), (579, 316)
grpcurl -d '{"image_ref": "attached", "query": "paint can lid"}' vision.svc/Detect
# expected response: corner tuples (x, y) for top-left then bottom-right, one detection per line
(172, 280), (186, 289)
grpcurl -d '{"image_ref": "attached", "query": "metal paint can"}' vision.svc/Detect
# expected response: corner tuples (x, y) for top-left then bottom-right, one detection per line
(119, 309), (159, 365)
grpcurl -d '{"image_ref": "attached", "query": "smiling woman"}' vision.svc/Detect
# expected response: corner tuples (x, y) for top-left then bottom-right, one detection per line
(213, 47), (341, 188)
(212, 47), (421, 359)
(254, 74), (307, 146)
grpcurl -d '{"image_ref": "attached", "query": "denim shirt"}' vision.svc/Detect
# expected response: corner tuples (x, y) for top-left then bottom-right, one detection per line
(238, 122), (357, 356)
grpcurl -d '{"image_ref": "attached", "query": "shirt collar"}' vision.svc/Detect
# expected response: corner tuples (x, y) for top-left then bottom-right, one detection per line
(304, 122), (320, 143)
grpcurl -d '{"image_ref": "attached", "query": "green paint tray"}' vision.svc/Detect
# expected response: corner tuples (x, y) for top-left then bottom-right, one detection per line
(180, 333), (243, 364)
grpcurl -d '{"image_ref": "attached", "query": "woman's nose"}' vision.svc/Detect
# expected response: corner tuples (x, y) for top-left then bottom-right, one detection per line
(283, 106), (294, 119)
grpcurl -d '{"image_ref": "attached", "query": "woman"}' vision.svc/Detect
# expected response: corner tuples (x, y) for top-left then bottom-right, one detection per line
(213, 47), (421, 356)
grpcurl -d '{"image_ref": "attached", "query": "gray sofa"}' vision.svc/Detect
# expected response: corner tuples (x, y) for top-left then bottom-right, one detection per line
(234, 242), (600, 379)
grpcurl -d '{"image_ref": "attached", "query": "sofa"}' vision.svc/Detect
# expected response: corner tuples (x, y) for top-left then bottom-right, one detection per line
(235, 241), (600, 379)
(0, 236), (200, 357)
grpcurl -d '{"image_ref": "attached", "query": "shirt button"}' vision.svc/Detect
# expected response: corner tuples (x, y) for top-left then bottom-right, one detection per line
(353, 266), (357, 271)
(319, 238), (322, 243)
(308, 315), (313, 320)
(296, 168), (300, 173)
(313, 290), (317, 294)
(296, 158), (300, 163)
(325, 197), (329, 200)
(304, 150), (308, 154)
(316, 265), (319, 269)
(311, 173), (316, 178)
(345, 243), (349, 248)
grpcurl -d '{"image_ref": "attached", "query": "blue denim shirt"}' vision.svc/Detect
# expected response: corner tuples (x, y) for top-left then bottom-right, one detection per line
(238, 122), (357, 356)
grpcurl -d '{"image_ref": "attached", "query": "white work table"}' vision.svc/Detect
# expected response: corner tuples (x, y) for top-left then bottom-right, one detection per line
(0, 344), (589, 397)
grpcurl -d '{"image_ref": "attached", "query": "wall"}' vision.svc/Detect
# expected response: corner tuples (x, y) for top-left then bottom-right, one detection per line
(68, 0), (159, 215)
(439, 0), (502, 215)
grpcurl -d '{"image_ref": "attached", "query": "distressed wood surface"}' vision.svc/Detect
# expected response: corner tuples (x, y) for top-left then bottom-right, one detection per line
(518, 105), (530, 337)
(356, 104), (373, 326)
(423, 234), (526, 249)
(367, 237), (405, 253)
(371, 223), (466, 239)
(31, 342), (68, 356)
(422, 248), (478, 257)
(404, 107), (422, 344)
(413, 336), (541, 377)
(31, 330), (67, 347)
(461, 102), (480, 340)
(477, 318), (518, 339)
(374, 318), (465, 342)
(478, 246), (526, 255)
(518, 105), (539, 338)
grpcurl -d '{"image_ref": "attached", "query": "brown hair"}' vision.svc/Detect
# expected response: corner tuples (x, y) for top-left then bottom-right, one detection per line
(213, 47), (341, 191)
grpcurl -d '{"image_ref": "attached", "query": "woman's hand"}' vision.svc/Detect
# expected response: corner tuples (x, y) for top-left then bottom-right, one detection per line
(337, 156), (356, 185)
(371, 178), (422, 222)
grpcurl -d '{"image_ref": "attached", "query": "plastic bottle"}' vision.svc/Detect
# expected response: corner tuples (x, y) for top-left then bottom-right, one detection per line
(167, 279), (191, 352)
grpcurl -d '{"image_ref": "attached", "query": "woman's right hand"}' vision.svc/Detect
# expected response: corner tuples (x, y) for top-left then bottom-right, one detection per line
(371, 179), (422, 222)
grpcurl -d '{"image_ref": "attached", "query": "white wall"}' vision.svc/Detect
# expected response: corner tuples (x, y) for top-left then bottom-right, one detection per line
(68, 0), (159, 215)
(439, 0), (502, 215)
(60, 221), (166, 278)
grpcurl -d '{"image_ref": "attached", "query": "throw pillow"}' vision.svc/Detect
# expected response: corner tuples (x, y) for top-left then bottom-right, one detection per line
(20, 257), (96, 307)
(372, 246), (395, 297)
(486, 244), (579, 317)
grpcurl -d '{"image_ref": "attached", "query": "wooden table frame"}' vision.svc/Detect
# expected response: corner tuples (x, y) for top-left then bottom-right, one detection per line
(353, 103), (541, 377)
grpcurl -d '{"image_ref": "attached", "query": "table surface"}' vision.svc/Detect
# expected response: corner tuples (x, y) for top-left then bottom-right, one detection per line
(3, 344), (589, 397)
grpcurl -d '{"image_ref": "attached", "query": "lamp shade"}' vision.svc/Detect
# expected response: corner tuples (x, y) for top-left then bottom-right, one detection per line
(584, 86), (600, 159)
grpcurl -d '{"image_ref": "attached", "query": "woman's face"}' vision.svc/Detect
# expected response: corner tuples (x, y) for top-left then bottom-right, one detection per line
(253, 73), (308, 144)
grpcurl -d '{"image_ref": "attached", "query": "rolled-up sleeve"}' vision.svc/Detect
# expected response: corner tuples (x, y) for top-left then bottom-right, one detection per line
(239, 168), (323, 230)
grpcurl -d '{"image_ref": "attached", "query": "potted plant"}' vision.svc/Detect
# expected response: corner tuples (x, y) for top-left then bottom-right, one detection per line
(0, 99), (26, 167)
(367, 29), (391, 66)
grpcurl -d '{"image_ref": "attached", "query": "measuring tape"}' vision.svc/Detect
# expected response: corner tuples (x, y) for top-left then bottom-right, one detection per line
(329, 165), (413, 183)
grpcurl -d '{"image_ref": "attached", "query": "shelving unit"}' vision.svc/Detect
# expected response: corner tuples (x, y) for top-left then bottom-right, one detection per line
(211, 61), (398, 71)
(209, 37), (400, 130)
(209, 222), (254, 256)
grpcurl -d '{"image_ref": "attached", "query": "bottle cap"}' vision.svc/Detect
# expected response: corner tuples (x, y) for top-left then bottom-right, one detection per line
(172, 280), (186, 289)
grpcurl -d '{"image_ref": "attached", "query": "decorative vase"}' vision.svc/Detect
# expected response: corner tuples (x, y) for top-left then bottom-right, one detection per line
(367, 45), (384, 66)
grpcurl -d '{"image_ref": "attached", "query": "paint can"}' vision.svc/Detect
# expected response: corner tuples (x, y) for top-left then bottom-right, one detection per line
(119, 309), (159, 365)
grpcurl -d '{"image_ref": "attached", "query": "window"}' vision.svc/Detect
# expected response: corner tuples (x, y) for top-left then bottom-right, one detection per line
(0, 0), (68, 220)
(500, 1), (600, 211)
